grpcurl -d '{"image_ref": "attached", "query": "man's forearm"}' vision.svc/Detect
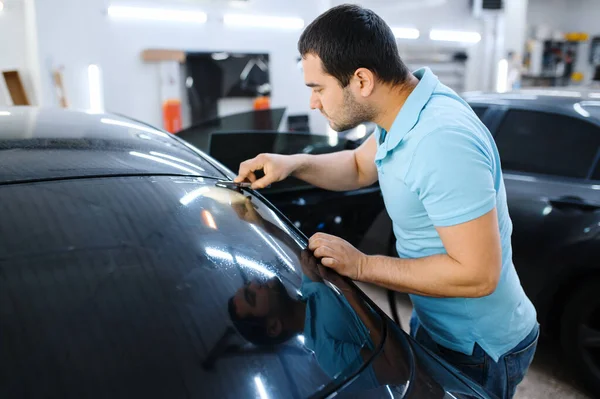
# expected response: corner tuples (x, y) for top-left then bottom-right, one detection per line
(291, 151), (366, 191)
(359, 254), (497, 298)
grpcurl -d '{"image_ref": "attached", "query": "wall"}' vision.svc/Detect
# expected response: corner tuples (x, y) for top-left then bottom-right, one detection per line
(0, 0), (28, 105)
(31, 0), (328, 132)
(527, 0), (600, 84)
(335, 0), (486, 92)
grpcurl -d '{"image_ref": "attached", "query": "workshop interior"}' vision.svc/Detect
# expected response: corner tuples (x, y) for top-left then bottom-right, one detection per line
(1, 0), (599, 398)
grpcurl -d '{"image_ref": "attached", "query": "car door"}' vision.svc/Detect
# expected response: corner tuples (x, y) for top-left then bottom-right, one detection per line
(492, 108), (600, 303)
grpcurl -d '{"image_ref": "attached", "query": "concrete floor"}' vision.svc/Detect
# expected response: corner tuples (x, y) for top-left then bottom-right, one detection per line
(356, 283), (594, 399)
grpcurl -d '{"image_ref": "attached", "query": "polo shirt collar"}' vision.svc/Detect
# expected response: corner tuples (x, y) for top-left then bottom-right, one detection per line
(375, 67), (439, 161)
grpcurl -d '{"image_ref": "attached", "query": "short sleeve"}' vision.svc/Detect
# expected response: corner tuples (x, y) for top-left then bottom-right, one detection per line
(403, 128), (496, 227)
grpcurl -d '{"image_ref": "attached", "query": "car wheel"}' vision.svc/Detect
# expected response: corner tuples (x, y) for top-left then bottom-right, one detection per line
(560, 278), (600, 397)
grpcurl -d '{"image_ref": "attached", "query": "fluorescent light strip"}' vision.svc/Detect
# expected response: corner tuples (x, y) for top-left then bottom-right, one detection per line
(0, 2), (4, 12)
(0, 111), (10, 116)
(150, 151), (205, 172)
(130, 151), (198, 175)
(108, 6), (207, 23)
(223, 14), (304, 30)
(101, 118), (169, 138)
(496, 59), (508, 93)
(430, 29), (481, 43)
(392, 27), (420, 39)
(88, 65), (104, 113)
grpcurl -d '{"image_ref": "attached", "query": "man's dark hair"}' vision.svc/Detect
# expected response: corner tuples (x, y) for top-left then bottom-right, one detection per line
(227, 297), (292, 346)
(298, 4), (410, 87)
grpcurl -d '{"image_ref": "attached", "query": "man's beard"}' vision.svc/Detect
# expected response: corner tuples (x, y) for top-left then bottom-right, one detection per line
(330, 88), (376, 132)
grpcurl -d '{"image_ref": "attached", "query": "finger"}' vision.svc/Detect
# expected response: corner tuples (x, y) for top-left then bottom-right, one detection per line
(236, 157), (264, 182)
(313, 245), (335, 259)
(321, 257), (337, 267)
(247, 172), (257, 183)
(310, 232), (337, 242)
(308, 238), (332, 251)
(251, 175), (275, 190)
(308, 238), (336, 251)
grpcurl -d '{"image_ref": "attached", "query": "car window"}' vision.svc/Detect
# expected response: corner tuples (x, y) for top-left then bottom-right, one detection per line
(591, 161), (600, 181)
(209, 131), (349, 191)
(176, 108), (287, 152)
(0, 176), (414, 398)
(495, 109), (600, 178)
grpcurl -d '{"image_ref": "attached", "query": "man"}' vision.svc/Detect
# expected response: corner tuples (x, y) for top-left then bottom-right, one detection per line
(234, 5), (538, 398)
(227, 254), (381, 391)
(228, 250), (416, 393)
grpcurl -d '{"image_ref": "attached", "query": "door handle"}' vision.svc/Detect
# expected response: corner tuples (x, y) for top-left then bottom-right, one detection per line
(548, 196), (600, 212)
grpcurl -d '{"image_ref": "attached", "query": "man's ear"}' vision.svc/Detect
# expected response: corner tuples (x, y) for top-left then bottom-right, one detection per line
(353, 68), (375, 97)
(266, 318), (283, 338)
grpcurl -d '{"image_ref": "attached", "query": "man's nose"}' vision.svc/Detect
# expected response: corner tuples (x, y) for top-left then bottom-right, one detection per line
(309, 93), (321, 110)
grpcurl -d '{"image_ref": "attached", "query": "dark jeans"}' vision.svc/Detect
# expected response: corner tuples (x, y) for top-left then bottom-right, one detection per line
(410, 313), (539, 399)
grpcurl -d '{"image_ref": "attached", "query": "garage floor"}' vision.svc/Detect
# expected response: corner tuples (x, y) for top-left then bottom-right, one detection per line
(357, 283), (594, 399)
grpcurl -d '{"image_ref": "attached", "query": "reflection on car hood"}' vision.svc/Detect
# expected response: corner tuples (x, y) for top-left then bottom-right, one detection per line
(0, 175), (414, 398)
(0, 107), (225, 183)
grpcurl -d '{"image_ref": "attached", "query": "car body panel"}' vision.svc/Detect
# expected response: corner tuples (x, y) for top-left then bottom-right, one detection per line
(0, 107), (226, 184)
(0, 108), (492, 398)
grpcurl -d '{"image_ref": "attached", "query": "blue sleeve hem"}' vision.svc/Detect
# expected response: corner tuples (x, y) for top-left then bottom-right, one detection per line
(431, 196), (496, 227)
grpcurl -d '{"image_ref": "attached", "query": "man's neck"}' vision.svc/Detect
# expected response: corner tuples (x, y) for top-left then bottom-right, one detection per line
(373, 74), (419, 132)
(286, 300), (307, 334)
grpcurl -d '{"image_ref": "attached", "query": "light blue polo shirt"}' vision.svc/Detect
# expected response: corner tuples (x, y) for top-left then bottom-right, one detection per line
(374, 68), (537, 362)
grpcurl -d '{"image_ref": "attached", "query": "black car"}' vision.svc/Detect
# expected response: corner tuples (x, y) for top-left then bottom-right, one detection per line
(178, 90), (600, 396)
(0, 108), (492, 398)
(464, 89), (600, 396)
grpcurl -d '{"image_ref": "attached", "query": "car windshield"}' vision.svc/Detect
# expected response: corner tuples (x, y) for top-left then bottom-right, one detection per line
(0, 176), (414, 398)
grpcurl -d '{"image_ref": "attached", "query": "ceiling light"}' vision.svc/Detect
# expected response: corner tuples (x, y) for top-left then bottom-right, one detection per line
(0, 2), (4, 12)
(429, 29), (481, 43)
(223, 14), (304, 30)
(108, 6), (207, 23)
(392, 27), (420, 39)
(0, 111), (10, 116)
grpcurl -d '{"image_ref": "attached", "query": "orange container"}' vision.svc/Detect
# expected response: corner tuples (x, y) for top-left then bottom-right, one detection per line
(162, 99), (182, 133)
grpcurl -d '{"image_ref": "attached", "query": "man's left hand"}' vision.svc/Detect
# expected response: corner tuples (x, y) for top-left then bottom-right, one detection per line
(308, 232), (368, 280)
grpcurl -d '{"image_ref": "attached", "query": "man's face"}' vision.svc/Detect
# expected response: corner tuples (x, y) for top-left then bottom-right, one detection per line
(232, 277), (292, 319)
(302, 54), (375, 132)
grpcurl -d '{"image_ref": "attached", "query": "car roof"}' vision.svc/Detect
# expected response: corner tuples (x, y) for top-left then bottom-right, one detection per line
(0, 107), (226, 184)
(463, 88), (600, 123)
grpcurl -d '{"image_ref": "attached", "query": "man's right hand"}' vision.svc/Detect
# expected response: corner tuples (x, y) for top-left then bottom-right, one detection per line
(234, 153), (299, 190)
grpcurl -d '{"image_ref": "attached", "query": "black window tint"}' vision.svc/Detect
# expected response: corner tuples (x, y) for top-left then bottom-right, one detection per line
(495, 110), (600, 178)
(209, 132), (349, 190)
(592, 160), (600, 181)
(470, 106), (488, 120)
